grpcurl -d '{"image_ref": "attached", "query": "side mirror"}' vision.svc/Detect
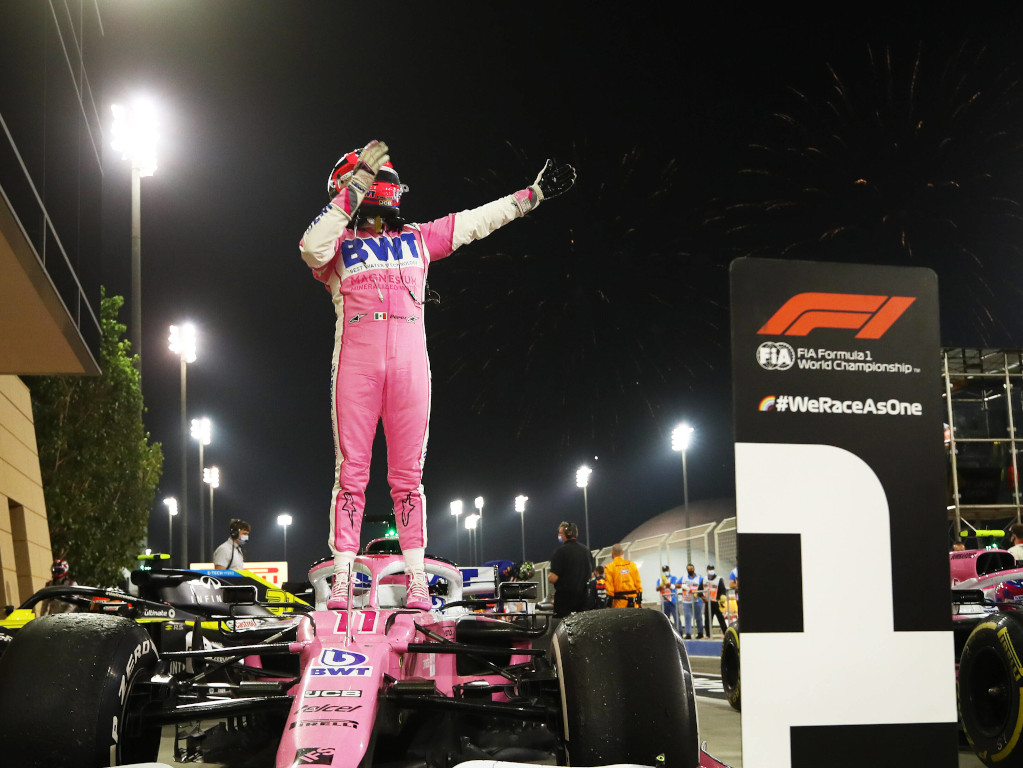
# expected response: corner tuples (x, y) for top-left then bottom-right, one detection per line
(497, 581), (538, 601)
(4, 605), (13, 616)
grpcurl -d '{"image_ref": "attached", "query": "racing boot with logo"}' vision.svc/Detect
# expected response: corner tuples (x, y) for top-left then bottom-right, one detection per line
(406, 571), (431, 610)
(328, 568), (351, 610)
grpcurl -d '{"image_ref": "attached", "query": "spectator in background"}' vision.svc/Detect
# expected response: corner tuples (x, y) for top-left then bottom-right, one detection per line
(705, 564), (729, 636)
(548, 522), (593, 617)
(677, 563), (705, 639)
(1008, 524), (1023, 562)
(657, 564), (679, 629)
(213, 518), (250, 571)
(40, 559), (77, 615)
(605, 543), (642, 608)
(728, 565), (739, 591)
(586, 565), (608, 609)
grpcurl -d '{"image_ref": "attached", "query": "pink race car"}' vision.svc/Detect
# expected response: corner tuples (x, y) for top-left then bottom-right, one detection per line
(0, 551), (731, 768)
(951, 546), (1023, 768)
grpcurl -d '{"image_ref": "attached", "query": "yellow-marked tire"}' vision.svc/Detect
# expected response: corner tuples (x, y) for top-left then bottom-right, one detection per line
(721, 623), (741, 712)
(960, 613), (1023, 767)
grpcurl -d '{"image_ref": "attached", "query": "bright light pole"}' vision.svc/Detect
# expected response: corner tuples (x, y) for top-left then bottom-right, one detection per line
(450, 500), (463, 563)
(465, 513), (480, 563)
(203, 466), (220, 553)
(474, 496), (484, 561)
(169, 323), (196, 567)
(110, 99), (158, 372)
(515, 495), (528, 562)
(163, 497), (177, 557)
(672, 423), (696, 561)
(576, 466), (592, 551)
(278, 514), (293, 563)
(191, 417), (211, 561)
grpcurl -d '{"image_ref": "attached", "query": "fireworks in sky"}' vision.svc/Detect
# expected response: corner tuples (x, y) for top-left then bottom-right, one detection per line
(426, 139), (728, 456)
(712, 40), (1023, 344)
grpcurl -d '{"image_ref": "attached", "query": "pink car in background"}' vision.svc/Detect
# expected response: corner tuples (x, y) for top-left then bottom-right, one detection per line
(952, 546), (1023, 768)
(950, 548), (1023, 597)
(0, 551), (731, 768)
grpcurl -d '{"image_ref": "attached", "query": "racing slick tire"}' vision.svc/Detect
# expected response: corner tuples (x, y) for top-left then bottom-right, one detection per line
(721, 622), (741, 712)
(552, 608), (700, 767)
(0, 613), (161, 768)
(959, 612), (1023, 768)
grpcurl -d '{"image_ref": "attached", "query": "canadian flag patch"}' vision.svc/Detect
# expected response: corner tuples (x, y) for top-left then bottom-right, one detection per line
(374, 312), (387, 321)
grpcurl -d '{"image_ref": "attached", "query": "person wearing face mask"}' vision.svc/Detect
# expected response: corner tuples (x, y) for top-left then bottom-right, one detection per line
(657, 564), (680, 629)
(677, 563), (705, 639)
(547, 522), (593, 617)
(705, 564), (729, 636)
(213, 518), (251, 571)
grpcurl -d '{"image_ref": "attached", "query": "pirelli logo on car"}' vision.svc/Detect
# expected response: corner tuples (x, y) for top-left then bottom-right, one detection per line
(757, 292), (915, 339)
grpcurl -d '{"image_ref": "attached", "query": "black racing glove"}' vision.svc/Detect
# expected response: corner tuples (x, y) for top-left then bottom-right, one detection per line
(636, 591), (643, 606)
(529, 159), (577, 205)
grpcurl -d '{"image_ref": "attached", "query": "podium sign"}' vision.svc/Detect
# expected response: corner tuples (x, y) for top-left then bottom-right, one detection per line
(730, 257), (956, 768)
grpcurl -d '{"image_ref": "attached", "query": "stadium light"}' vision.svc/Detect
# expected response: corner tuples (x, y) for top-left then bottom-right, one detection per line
(672, 423), (696, 560)
(576, 466), (592, 550)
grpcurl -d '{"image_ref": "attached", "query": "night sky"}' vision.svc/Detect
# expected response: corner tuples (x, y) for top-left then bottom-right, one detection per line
(95, 2), (1023, 577)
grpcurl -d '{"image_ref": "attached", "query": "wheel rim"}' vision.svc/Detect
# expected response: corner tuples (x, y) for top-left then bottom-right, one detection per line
(967, 645), (1014, 738)
(118, 650), (161, 762)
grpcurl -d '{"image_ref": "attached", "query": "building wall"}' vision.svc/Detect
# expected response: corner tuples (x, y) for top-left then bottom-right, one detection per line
(0, 375), (51, 605)
(0, 1), (104, 374)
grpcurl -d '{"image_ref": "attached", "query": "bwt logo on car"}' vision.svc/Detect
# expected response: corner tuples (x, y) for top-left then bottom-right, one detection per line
(311, 649), (372, 677)
(757, 292), (915, 339)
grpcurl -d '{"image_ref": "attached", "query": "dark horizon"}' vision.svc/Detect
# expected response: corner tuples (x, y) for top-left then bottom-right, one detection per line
(90, 2), (1023, 578)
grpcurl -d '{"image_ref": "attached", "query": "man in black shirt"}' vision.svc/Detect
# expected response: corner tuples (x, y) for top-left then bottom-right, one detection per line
(548, 521), (593, 617)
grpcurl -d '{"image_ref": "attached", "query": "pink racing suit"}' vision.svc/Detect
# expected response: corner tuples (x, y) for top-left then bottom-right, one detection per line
(300, 185), (537, 558)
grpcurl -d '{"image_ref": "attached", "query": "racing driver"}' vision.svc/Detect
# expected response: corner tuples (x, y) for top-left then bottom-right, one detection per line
(300, 140), (576, 610)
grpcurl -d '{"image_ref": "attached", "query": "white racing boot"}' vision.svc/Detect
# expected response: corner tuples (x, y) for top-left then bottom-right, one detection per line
(406, 571), (430, 610)
(328, 567), (351, 610)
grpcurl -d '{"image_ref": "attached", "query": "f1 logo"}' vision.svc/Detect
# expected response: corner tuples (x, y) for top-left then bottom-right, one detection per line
(758, 292), (915, 339)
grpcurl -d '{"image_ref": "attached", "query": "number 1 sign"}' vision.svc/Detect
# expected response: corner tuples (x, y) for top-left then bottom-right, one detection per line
(729, 257), (956, 768)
